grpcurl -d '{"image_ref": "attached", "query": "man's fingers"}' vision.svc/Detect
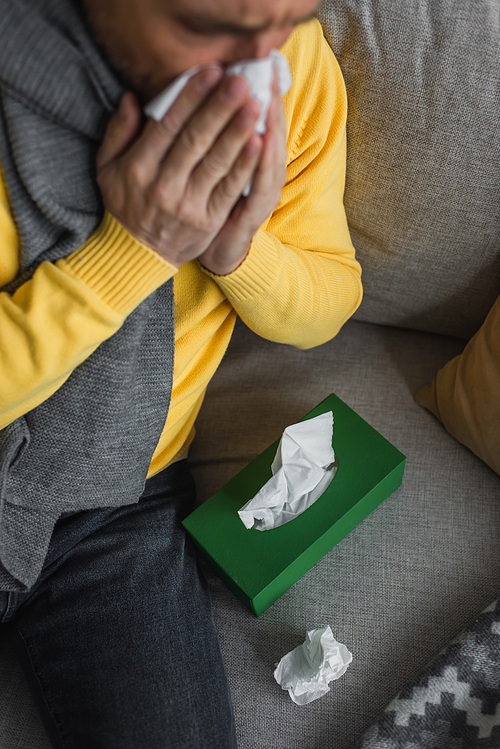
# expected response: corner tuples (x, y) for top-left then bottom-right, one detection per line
(266, 76), (287, 156)
(161, 75), (251, 181)
(129, 67), (224, 169)
(208, 134), (262, 216)
(96, 93), (142, 171)
(185, 98), (261, 200)
(246, 126), (285, 213)
(245, 82), (287, 205)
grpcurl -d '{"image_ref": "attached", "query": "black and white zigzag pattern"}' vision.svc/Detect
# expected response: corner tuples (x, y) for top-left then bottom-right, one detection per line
(351, 599), (500, 748)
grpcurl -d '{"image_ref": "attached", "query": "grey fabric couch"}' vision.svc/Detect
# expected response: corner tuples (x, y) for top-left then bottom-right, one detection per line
(2, 0), (499, 747)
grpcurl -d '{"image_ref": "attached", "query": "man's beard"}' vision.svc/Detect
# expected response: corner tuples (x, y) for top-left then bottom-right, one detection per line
(80, 0), (163, 103)
(101, 47), (161, 104)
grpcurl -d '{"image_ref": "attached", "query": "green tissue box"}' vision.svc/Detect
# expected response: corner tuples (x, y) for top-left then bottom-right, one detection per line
(183, 393), (405, 616)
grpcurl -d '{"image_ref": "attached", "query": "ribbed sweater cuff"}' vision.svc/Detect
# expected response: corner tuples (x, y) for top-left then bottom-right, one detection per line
(57, 211), (176, 315)
(201, 230), (280, 301)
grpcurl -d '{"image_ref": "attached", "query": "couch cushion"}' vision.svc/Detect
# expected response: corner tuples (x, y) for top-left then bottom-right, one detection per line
(415, 294), (500, 475)
(317, 0), (500, 338)
(189, 318), (500, 748)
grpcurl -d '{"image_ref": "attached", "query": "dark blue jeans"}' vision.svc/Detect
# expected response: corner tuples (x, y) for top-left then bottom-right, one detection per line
(0, 460), (237, 749)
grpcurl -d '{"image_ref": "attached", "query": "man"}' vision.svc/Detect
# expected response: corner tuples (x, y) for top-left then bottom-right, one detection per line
(0, 0), (362, 746)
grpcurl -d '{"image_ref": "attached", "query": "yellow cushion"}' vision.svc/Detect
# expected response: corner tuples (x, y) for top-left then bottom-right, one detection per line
(415, 295), (500, 475)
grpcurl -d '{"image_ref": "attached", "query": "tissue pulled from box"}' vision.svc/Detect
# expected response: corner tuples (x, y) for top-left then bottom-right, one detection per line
(274, 625), (352, 705)
(238, 411), (337, 531)
(144, 49), (291, 131)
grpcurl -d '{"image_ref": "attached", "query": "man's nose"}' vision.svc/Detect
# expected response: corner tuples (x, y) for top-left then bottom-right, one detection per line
(241, 29), (291, 59)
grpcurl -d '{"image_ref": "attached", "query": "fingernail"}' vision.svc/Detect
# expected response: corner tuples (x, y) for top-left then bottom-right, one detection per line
(197, 68), (223, 93)
(222, 76), (247, 104)
(119, 92), (135, 120)
(118, 94), (128, 119)
(246, 133), (261, 157)
(237, 101), (259, 127)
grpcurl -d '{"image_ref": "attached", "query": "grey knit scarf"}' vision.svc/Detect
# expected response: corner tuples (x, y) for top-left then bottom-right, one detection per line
(0, 0), (175, 592)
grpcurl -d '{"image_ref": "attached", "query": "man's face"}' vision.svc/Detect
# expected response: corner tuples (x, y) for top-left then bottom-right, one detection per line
(83, 0), (320, 102)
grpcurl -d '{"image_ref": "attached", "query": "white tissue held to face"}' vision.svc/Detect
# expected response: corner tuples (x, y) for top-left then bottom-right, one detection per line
(143, 50), (292, 196)
(238, 411), (337, 531)
(274, 625), (353, 705)
(144, 49), (292, 128)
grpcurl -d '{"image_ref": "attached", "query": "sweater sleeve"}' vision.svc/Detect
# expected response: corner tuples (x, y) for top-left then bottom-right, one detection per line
(201, 20), (362, 350)
(0, 205), (175, 430)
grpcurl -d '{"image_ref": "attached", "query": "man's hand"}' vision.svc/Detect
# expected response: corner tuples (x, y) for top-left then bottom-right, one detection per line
(96, 67), (286, 274)
(198, 72), (288, 275)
